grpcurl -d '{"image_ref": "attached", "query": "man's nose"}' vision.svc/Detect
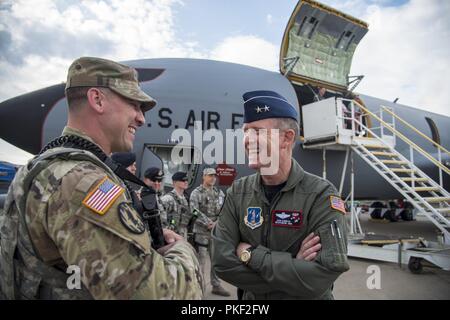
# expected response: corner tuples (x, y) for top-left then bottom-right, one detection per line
(136, 108), (146, 126)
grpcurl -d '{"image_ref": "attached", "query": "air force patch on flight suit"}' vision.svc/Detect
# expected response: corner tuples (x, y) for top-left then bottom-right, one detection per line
(244, 207), (263, 230)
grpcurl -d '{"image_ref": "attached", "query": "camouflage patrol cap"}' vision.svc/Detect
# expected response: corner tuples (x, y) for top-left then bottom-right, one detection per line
(203, 168), (216, 175)
(65, 56), (156, 112)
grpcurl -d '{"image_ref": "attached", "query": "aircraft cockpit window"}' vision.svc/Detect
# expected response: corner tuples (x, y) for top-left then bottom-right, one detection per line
(140, 144), (200, 190)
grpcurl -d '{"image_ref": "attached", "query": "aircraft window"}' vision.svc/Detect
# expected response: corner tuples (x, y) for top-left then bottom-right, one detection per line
(336, 31), (354, 51)
(297, 16), (308, 36)
(345, 35), (356, 51)
(298, 16), (319, 39)
(144, 144), (200, 189)
(425, 117), (441, 146)
(335, 31), (346, 49)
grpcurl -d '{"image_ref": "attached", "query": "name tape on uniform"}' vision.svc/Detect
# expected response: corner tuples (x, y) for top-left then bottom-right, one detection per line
(82, 177), (124, 215)
(271, 210), (303, 228)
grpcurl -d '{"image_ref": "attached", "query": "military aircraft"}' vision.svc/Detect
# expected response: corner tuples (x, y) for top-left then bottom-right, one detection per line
(0, 0), (449, 207)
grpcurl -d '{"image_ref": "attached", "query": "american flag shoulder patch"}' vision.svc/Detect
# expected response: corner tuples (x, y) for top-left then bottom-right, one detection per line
(82, 177), (124, 215)
(330, 196), (346, 214)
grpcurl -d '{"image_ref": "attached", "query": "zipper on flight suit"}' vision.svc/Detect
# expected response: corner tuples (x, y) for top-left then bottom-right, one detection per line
(261, 192), (283, 248)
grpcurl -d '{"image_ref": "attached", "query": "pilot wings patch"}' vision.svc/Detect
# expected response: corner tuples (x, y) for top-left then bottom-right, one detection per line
(82, 177), (124, 215)
(272, 210), (303, 228)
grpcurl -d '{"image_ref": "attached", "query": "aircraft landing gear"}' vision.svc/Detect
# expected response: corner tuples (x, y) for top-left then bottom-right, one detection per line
(408, 257), (423, 274)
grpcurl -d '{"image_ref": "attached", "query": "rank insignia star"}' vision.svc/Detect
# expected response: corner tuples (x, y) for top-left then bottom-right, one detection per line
(263, 105), (270, 112)
(255, 106), (262, 113)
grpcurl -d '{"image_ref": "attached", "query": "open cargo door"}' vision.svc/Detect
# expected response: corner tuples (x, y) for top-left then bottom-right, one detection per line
(280, 0), (368, 92)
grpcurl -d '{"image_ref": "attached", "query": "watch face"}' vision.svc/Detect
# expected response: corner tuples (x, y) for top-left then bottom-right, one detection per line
(240, 250), (251, 263)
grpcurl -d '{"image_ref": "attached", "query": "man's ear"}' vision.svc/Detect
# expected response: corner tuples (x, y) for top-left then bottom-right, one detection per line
(86, 88), (106, 114)
(283, 129), (296, 149)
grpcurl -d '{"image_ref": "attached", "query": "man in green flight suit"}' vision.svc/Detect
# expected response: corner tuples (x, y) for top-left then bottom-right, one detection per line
(212, 90), (349, 300)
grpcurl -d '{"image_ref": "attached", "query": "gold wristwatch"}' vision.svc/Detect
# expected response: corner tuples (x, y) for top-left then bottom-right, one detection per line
(239, 246), (255, 264)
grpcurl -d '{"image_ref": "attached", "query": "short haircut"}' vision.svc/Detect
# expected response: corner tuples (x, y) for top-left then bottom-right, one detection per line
(65, 87), (90, 109)
(273, 117), (299, 148)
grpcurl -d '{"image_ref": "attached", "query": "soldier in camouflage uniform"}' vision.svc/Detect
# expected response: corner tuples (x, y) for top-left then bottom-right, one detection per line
(143, 167), (169, 228)
(160, 172), (191, 239)
(190, 168), (229, 297)
(0, 57), (203, 300)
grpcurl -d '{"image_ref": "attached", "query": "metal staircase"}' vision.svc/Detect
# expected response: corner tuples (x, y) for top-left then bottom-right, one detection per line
(349, 101), (450, 243)
(301, 96), (450, 269)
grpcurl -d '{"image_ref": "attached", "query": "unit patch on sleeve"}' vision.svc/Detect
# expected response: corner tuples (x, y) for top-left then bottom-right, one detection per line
(330, 196), (346, 214)
(82, 177), (124, 215)
(118, 202), (145, 234)
(271, 210), (303, 228)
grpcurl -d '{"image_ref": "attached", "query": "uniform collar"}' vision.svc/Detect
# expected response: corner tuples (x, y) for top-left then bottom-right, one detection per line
(62, 126), (105, 152)
(253, 158), (305, 192)
(200, 184), (215, 192)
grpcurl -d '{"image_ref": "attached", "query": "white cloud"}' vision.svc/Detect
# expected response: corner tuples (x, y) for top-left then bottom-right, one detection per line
(0, 0), (448, 117)
(0, 55), (70, 102)
(0, 0), (205, 102)
(326, 0), (450, 116)
(361, 0), (450, 115)
(210, 35), (279, 72)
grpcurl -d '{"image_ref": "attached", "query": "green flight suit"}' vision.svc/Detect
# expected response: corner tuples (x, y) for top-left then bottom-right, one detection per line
(212, 159), (349, 300)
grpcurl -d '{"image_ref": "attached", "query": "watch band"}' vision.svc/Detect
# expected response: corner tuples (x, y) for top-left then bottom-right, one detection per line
(246, 246), (256, 253)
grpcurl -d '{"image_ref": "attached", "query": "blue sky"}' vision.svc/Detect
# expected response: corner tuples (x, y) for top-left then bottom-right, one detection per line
(0, 0), (448, 115)
(174, 0), (409, 52)
(174, 0), (298, 51)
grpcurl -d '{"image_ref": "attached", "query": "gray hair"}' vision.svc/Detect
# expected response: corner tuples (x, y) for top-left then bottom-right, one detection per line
(273, 118), (299, 149)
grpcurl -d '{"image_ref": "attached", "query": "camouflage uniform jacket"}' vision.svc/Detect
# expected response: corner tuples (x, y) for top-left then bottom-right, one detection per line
(156, 192), (169, 228)
(0, 127), (203, 300)
(211, 159), (349, 300)
(189, 185), (225, 245)
(160, 190), (191, 232)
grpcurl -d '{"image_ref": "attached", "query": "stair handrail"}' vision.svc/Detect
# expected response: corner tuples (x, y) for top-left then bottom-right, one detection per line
(352, 115), (450, 199)
(381, 106), (450, 157)
(352, 100), (450, 176)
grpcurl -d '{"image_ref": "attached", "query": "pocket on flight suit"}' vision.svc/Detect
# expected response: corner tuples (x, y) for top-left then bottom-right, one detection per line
(316, 224), (350, 273)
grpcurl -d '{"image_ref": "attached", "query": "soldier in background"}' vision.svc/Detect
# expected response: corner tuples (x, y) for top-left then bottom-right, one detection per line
(143, 167), (168, 227)
(111, 152), (137, 175)
(190, 168), (230, 297)
(314, 86), (327, 102)
(160, 172), (191, 239)
(111, 152), (141, 195)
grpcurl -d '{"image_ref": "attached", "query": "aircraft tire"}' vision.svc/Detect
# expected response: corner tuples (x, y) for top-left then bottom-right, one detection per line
(408, 257), (423, 274)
